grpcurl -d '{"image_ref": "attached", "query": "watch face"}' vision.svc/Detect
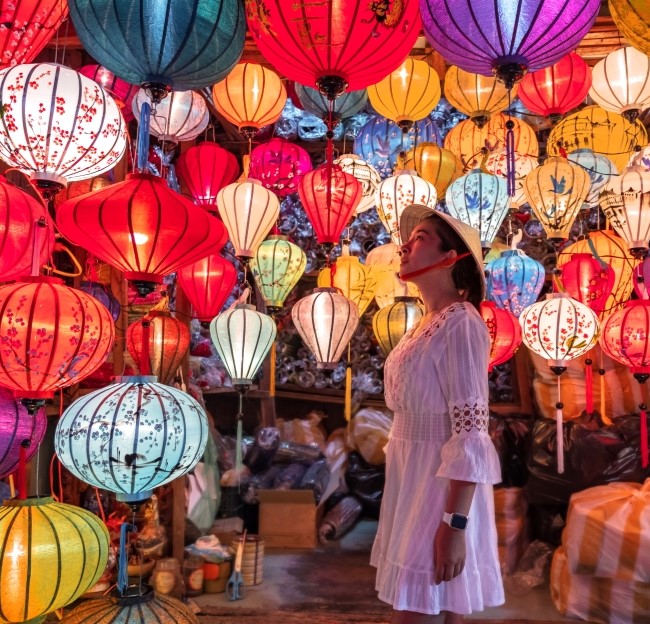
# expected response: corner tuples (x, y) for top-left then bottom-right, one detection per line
(450, 514), (468, 530)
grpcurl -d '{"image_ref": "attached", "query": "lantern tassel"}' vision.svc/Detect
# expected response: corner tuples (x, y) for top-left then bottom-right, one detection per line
(117, 522), (135, 595)
(30, 218), (46, 277)
(8, 474), (15, 499)
(17, 441), (28, 499)
(641, 402), (649, 469)
(505, 119), (516, 198)
(556, 376), (564, 474)
(344, 365), (353, 422)
(269, 341), (276, 397)
(136, 101), (152, 173)
(585, 358), (593, 414)
(140, 320), (152, 375)
(235, 389), (244, 484)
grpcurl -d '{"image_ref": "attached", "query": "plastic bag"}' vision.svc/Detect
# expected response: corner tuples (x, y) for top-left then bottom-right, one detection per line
(241, 465), (284, 505)
(345, 451), (385, 518)
(504, 540), (554, 596)
(272, 463), (308, 490)
(488, 414), (534, 488)
(186, 428), (220, 533)
(318, 495), (363, 543)
(299, 458), (330, 504)
(275, 410), (328, 450)
(244, 427), (281, 473)
(274, 440), (323, 465)
(347, 408), (392, 466)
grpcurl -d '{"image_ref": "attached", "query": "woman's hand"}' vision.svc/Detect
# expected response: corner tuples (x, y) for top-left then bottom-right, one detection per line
(433, 522), (467, 584)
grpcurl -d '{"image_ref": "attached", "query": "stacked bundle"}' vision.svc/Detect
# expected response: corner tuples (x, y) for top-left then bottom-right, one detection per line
(493, 487), (530, 575)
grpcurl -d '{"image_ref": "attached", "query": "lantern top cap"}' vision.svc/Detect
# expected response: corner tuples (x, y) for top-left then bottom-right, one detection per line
(115, 375), (159, 384)
(2, 496), (54, 508)
(399, 204), (486, 300)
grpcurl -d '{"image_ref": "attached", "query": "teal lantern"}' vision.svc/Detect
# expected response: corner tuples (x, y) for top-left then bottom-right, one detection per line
(294, 84), (368, 125)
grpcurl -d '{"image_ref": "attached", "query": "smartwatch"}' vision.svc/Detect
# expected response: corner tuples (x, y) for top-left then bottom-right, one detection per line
(442, 512), (469, 530)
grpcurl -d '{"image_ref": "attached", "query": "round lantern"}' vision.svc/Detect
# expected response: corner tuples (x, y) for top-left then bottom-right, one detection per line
(178, 254), (238, 324)
(79, 281), (122, 323)
(0, 497), (109, 623)
(176, 142), (240, 208)
(0, 387), (46, 479)
(517, 52), (591, 123)
(211, 63), (286, 137)
(0, 63), (127, 195)
(485, 248), (545, 318)
(248, 138), (312, 198)
(0, 175), (54, 281)
(209, 305), (277, 387)
(292, 288), (359, 369)
(547, 105), (648, 171)
(444, 66), (516, 127)
(445, 169), (510, 250)
(0, 276), (115, 412)
(250, 236), (306, 313)
(372, 296), (424, 355)
(484, 149), (539, 208)
(133, 89), (209, 144)
(568, 148), (618, 207)
(57, 173), (228, 294)
(479, 301), (522, 371)
(79, 64), (138, 121)
(609, 0), (650, 58)
(600, 166), (650, 257)
(420, 0), (599, 88)
(216, 180), (280, 259)
(333, 155), (381, 214)
(0, 1), (68, 68)
(559, 253), (615, 316)
(375, 171), (437, 245)
(60, 586), (199, 624)
(69, 0), (245, 95)
(589, 46), (650, 123)
(397, 143), (462, 196)
(298, 164), (362, 247)
(245, 0), (420, 97)
(295, 84), (368, 125)
(367, 58), (441, 132)
(523, 156), (591, 242)
(55, 376), (208, 503)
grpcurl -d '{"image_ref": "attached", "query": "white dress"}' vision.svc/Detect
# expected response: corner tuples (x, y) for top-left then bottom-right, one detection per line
(370, 302), (505, 615)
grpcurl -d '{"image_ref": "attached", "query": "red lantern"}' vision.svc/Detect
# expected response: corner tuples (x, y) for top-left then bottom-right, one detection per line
(559, 253), (615, 316)
(78, 64), (138, 122)
(518, 53), (592, 123)
(245, 0), (421, 97)
(0, 276), (115, 412)
(176, 142), (239, 209)
(178, 254), (238, 325)
(298, 164), (362, 246)
(480, 301), (522, 372)
(249, 138), (313, 198)
(0, 175), (54, 281)
(56, 173), (228, 295)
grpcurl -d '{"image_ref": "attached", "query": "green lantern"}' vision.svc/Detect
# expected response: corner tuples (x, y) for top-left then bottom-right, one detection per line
(372, 296), (425, 356)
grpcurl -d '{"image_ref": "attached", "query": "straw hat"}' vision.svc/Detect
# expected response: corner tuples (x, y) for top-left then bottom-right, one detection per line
(399, 204), (486, 300)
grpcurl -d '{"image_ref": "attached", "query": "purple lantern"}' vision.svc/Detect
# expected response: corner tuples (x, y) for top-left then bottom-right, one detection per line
(420, 0), (600, 88)
(79, 281), (121, 322)
(248, 138), (313, 198)
(0, 387), (47, 479)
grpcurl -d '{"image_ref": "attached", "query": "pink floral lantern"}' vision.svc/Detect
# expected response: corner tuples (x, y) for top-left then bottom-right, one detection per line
(249, 138), (313, 198)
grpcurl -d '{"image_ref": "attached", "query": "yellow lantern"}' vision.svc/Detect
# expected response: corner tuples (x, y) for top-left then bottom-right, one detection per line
(547, 105), (647, 171)
(397, 142), (462, 196)
(318, 242), (377, 316)
(372, 296), (424, 355)
(444, 113), (539, 171)
(211, 62), (287, 137)
(523, 156), (590, 242)
(609, 0), (650, 57)
(367, 58), (441, 132)
(484, 149), (539, 208)
(443, 65), (517, 128)
(366, 242), (419, 308)
(0, 497), (109, 623)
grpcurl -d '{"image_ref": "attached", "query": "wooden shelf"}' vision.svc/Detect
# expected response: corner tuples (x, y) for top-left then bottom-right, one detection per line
(201, 387), (270, 399)
(274, 384), (386, 409)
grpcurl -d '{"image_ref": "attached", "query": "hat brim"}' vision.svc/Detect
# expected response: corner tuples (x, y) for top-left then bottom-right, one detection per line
(399, 204), (486, 301)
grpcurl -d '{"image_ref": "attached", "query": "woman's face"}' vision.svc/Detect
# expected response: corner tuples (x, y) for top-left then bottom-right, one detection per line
(399, 219), (453, 279)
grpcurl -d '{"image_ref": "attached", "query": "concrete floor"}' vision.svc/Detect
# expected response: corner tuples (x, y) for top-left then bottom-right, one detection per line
(193, 519), (575, 622)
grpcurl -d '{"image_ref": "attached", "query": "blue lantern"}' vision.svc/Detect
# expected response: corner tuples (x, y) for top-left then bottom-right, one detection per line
(294, 84), (368, 124)
(486, 249), (545, 318)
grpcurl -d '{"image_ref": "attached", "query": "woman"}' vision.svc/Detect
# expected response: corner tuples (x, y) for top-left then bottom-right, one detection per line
(370, 204), (504, 624)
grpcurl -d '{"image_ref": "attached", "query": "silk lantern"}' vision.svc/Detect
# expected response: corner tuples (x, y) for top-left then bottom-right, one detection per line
(0, 63), (127, 197)
(444, 66), (516, 127)
(333, 155), (381, 214)
(559, 253), (615, 316)
(609, 0), (650, 59)
(79, 281), (122, 323)
(212, 63), (286, 137)
(484, 149), (539, 208)
(57, 173), (228, 295)
(397, 143), (462, 196)
(295, 84), (368, 125)
(0, 276), (115, 413)
(518, 52), (591, 123)
(480, 301), (522, 371)
(245, 0), (420, 97)
(567, 148), (618, 208)
(0, 497), (109, 623)
(248, 138), (312, 199)
(366, 242), (419, 308)
(372, 296), (424, 355)
(634, 256), (650, 299)
(600, 299), (650, 466)
(55, 376), (208, 503)
(445, 169), (510, 250)
(176, 142), (240, 209)
(292, 288), (359, 369)
(69, 0), (245, 96)
(217, 180), (280, 259)
(79, 64), (138, 122)
(420, 0), (599, 88)
(178, 254), (238, 324)
(251, 236), (306, 313)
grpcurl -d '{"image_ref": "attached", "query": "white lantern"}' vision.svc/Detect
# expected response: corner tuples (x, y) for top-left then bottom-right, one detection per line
(334, 154), (381, 214)
(484, 149), (539, 208)
(292, 288), (359, 369)
(568, 148), (618, 207)
(217, 179), (280, 258)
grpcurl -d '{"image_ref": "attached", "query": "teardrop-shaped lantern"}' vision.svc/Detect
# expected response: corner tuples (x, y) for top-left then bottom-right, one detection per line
(397, 143), (462, 196)
(333, 155), (381, 214)
(484, 150), (539, 208)
(372, 296), (424, 355)
(559, 253), (615, 317)
(55, 376), (208, 503)
(480, 301), (522, 371)
(216, 179), (280, 259)
(567, 148), (618, 207)
(295, 84), (368, 125)
(209, 305), (277, 386)
(212, 63), (286, 137)
(251, 236), (306, 313)
(292, 288), (359, 369)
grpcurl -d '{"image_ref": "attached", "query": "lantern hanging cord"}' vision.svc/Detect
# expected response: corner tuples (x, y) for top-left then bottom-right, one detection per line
(136, 101), (152, 173)
(505, 91), (516, 198)
(117, 522), (137, 595)
(556, 375), (564, 474)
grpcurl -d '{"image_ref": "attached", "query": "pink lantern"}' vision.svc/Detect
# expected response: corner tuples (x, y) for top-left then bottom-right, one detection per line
(249, 138), (313, 198)
(79, 64), (138, 122)
(559, 253), (615, 317)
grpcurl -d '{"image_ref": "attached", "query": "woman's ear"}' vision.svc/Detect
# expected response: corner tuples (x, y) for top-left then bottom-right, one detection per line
(440, 250), (457, 267)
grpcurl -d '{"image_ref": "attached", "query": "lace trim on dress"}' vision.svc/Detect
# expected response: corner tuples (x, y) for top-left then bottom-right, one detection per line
(402, 302), (467, 342)
(449, 398), (489, 435)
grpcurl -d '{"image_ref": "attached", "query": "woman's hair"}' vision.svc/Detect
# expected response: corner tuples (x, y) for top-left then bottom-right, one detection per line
(424, 214), (483, 311)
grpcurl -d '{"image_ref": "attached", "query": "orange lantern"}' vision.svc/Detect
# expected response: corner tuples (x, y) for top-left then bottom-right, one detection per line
(397, 143), (462, 196)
